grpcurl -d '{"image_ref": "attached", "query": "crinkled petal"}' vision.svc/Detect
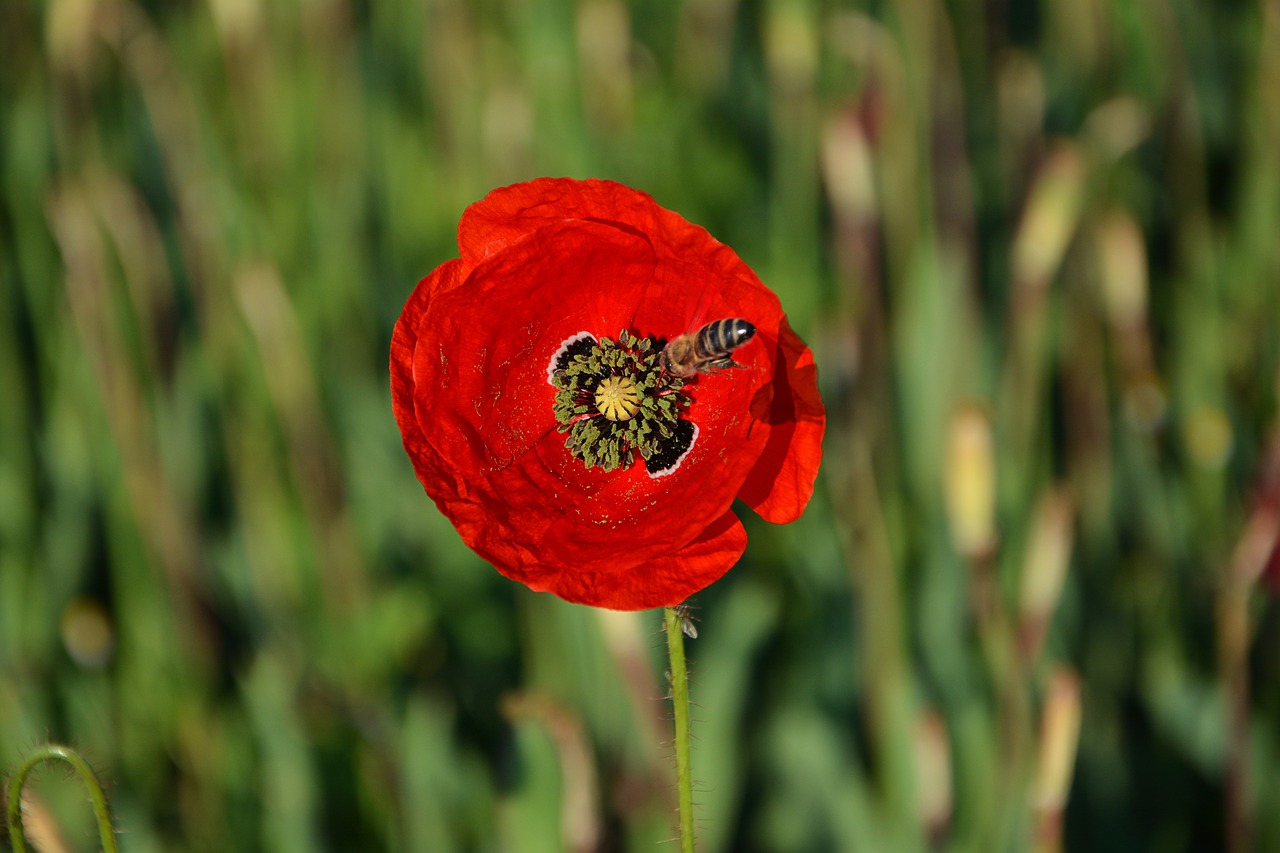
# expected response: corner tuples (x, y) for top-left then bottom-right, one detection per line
(736, 316), (826, 523)
(391, 259), (469, 503)
(458, 178), (667, 268)
(519, 511), (747, 610)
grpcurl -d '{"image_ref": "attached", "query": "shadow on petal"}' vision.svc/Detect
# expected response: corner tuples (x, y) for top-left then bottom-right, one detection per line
(738, 317), (826, 523)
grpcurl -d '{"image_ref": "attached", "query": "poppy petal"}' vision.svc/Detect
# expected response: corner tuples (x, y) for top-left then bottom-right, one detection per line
(391, 259), (468, 499)
(527, 511), (748, 610)
(458, 178), (666, 268)
(737, 316), (826, 523)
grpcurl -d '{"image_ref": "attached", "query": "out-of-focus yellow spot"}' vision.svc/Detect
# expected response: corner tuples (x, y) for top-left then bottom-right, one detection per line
(1184, 405), (1232, 469)
(1011, 145), (1085, 290)
(764, 4), (817, 91)
(821, 113), (876, 220)
(1018, 489), (1075, 641)
(1031, 667), (1082, 814)
(1084, 97), (1151, 159)
(944, 405), (996, 559)
(47, 0), (98, 80)
(60, 597), (115, 669)
(1094, 210), (1148, 329)
(207, 0), (263, 43)
(913, 710), (952, 836)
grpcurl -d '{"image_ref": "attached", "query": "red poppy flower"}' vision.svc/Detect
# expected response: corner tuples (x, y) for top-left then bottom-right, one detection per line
(390, 178), (824, 610)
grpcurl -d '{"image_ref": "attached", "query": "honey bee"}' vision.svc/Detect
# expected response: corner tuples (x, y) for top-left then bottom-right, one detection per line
(659, 318), (757, 377)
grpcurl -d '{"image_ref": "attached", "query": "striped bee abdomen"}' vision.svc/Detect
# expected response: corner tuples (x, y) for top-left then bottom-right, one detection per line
(694, 319), (755, 360)
(660, 318), (757, 377)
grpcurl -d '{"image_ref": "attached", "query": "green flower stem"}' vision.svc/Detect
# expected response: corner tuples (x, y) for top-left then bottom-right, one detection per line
(6, 743), (118, 853)
(664, 606), (695, 853)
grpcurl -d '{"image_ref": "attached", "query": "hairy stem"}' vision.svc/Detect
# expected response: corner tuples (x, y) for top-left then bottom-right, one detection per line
(6, 743), (118, 853)
(664, 606), (695, 853)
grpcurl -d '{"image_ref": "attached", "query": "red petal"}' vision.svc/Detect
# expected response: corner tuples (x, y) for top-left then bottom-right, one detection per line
(458, 178), (666, 268)
(524, 511), (747, 610)
(391, 259), (468, 500)
(736, 316), (826, 523)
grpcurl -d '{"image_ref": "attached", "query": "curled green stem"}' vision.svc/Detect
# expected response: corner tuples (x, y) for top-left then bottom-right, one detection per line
(664, 606), (695, 853)
(6, 743), (118, 853)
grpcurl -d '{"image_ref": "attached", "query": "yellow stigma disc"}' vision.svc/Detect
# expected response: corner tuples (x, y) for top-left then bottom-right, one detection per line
(594, 376), (643, 421)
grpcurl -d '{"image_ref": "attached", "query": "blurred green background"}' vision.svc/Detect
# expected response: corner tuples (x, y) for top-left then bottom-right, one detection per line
(3, 0), (1279, 850)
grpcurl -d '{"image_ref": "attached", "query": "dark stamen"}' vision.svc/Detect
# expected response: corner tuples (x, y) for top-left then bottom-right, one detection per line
(549, 330), (692, 474)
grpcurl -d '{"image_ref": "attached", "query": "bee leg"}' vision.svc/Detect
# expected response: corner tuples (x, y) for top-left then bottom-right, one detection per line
(705, 357), (747, 372)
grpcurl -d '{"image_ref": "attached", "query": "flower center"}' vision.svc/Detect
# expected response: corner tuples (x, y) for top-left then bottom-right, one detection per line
(549, 330), (692, 473)
(594, 376), (642, 421)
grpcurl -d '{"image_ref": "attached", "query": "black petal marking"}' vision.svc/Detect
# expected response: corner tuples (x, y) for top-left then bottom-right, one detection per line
(547, 332), (599, 385)
(646, 419), (698, 478)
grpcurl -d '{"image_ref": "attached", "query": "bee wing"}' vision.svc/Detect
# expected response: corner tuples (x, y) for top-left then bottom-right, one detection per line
(626, 259), (730, 344)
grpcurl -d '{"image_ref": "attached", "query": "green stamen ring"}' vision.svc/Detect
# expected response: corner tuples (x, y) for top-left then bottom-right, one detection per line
(548, 330), (692, 474)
